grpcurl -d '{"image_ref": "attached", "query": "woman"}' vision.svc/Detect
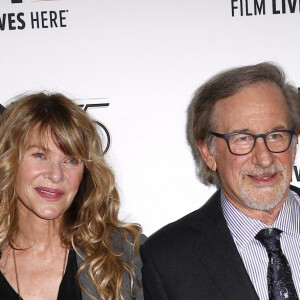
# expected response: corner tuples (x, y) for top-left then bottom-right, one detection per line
(0, 92), (145, 300)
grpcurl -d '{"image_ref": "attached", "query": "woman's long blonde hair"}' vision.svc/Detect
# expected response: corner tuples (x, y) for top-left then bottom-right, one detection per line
(0, 92), (142, 300)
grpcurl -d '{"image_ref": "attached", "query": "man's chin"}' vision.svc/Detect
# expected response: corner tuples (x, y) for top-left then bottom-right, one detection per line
(240, 186), (286, 212)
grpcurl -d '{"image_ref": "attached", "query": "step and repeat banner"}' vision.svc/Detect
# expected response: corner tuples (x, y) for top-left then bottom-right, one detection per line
(1, 0), (300, 235)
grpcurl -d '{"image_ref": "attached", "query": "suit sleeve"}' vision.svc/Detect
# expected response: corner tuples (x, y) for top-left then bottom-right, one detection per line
(132, 234), (147, 300)
(140, 243), (169, 300)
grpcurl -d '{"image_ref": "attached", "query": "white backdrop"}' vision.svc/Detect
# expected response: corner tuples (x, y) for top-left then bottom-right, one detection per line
(1, 0), (300, 235)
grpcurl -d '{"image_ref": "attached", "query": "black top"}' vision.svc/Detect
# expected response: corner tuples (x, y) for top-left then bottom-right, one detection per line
(0, 249), (82, 300)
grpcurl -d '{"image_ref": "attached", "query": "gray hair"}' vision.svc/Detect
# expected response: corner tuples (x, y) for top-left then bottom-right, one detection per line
(187, 62), (300, 186)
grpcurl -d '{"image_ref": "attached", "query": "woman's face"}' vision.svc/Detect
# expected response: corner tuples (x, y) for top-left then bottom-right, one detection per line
(15, 127), (84, 222)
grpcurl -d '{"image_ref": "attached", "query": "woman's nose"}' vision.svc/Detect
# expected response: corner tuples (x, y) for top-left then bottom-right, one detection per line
(43, 162), (64, 182)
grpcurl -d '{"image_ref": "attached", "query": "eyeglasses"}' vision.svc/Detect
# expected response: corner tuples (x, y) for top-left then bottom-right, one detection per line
(210, 129), (295, 156)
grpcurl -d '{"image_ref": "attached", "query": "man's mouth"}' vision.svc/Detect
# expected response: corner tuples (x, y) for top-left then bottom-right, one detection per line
(241, 164), (285, 183)
(249, 174), (275, 180)
(247, 173), (277, 183)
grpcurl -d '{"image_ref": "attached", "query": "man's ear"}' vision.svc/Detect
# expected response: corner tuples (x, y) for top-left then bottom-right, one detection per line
(196, 140), (217, 171)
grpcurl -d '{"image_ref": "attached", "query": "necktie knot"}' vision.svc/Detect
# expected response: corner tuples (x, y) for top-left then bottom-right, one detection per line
(255, 228), (282, 253)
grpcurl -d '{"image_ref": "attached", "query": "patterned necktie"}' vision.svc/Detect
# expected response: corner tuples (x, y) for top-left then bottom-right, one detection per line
(255, 228), (298, 300)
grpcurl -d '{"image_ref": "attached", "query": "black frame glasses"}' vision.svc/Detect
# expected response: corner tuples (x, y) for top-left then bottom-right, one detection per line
(210, 129), (295, 156)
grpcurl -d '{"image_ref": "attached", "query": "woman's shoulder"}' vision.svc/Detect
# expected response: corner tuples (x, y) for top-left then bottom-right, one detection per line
(75, 229), (146, 261)
(110, 228), (146, 259)
(75, 229), (146, 300)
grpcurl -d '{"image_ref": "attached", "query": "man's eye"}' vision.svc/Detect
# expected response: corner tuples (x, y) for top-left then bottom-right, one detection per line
(238, 136), (249, 141)
(232, 135), (251, 143)
(269, 134), (281, 139)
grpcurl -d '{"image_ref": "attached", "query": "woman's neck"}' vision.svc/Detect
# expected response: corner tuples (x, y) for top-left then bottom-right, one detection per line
(15, 211), (63, 252)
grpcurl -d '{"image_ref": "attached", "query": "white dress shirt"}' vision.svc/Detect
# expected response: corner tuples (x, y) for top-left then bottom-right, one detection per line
(221, 190), (300, 300)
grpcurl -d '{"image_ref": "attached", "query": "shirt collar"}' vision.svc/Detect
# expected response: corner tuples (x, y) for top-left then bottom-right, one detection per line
(274, 190), (300, 237)
(221, 190), (300, 250)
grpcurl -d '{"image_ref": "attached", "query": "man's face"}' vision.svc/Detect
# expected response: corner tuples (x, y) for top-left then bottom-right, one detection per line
(201, 82), (297, 212)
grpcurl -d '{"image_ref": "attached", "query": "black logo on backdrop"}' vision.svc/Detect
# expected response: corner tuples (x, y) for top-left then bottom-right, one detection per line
(1, 0), (68, 30)
(293, 166), (300, 181)
(0, 104), (5, 114)
(78, 103), (111, 154)
(0, 102), (111, 154)
(232, 0), (300, 17)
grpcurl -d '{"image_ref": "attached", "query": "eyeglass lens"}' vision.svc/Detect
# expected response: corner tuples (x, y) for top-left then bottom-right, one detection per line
(229, 131), (292, 154)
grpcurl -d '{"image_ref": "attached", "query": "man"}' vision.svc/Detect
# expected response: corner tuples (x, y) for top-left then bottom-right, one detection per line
(141, 62), (300, 299)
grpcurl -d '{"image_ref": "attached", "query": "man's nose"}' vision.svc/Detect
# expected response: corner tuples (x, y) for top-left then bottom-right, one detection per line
(43, 161), (64, 182)
(251, 137), (274, 167)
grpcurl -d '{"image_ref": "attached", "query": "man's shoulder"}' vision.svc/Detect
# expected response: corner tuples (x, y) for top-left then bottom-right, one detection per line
(142, 189), (222, 252)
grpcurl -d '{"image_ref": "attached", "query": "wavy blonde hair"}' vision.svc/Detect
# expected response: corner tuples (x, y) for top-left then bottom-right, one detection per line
(0, 92), (142, 300)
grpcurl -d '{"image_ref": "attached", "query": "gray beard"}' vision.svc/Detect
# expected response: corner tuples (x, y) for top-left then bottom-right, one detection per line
(239, 164), (289, 211)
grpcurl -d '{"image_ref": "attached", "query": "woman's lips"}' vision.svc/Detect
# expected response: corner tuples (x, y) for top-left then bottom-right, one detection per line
(35, 186), (64, 201)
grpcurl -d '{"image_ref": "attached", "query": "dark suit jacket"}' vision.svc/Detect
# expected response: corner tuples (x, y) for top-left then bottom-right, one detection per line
(141, 187), (298, 299)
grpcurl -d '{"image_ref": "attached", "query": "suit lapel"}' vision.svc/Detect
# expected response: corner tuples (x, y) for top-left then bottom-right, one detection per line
(75, 250), (100, 300)
(190, 191), (259, 299)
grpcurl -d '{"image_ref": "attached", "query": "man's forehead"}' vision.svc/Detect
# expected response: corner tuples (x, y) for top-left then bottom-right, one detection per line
(212, 82), (290, 133)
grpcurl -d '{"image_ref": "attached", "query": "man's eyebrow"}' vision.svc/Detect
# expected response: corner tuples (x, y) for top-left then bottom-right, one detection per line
(230, 126), (289, 134)
(272, 125), (289, 130)
(230, 128), (251, 133)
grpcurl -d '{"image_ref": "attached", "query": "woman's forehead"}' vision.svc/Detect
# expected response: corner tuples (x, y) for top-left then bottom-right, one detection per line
(25, 125), (59, 149)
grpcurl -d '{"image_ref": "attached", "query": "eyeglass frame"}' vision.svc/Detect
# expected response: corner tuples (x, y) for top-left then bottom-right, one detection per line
(210, 129), (295, 156)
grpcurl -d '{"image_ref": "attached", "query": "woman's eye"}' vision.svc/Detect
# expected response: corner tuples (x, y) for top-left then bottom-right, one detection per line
(33, 152), (45, 159)
(66, 157), (79, 164)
